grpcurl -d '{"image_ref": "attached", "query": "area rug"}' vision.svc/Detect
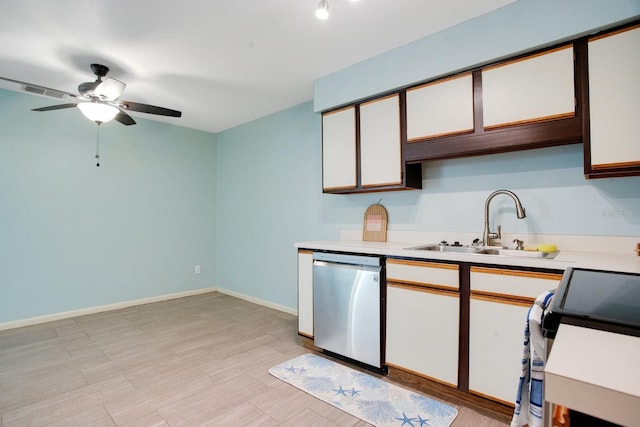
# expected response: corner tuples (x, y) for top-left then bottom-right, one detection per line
(269, 353), (458, 427)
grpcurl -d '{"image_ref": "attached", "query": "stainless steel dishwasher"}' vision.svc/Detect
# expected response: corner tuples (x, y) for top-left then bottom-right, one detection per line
(312, 252), (386, 373)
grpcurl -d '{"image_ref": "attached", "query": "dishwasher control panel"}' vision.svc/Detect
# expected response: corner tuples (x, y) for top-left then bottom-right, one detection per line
(312, 251), (381, 267)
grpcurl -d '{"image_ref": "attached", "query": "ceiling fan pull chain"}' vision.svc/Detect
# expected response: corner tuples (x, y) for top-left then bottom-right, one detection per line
(95, 122), (101, 167)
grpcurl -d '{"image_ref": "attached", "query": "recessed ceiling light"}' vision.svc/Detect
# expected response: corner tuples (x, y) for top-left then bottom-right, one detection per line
(316, 0), (329, 19)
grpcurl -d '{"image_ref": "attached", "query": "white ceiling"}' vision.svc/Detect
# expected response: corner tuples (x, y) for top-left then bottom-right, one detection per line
(0, 0), (514, 134)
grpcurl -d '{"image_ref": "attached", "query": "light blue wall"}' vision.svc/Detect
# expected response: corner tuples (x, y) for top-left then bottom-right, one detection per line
(3, 1), (640, 323)
(314, 0), (640, 111)
(214, 107), (640, 312)
(0, 89), (217, 323)
(215, 102), (335, 309)
(215, 2), (640, 312)
(378, 145), (640, 237)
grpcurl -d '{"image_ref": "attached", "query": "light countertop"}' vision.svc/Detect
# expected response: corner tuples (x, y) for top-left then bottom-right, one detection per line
(295, 240), (640, 273)
(545, 324), (640, 425)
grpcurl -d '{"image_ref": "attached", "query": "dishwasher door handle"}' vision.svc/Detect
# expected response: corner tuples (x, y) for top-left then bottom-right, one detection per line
(313, 260), (380, 275)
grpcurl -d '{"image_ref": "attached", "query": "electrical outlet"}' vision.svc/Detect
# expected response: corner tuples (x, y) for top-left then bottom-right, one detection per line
(195, 265), (201, 274)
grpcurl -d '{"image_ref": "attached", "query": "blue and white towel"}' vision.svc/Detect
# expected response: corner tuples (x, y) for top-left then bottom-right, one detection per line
(511, 290), (554, 427)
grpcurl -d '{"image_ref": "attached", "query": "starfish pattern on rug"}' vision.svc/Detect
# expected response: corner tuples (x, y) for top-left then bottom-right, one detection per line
(417, 415), (431, 426)
(285, 365), (297, 373)
(269, 354), (457, 427)
(396, 412), (419, 426)
(333, 385), (348, 396)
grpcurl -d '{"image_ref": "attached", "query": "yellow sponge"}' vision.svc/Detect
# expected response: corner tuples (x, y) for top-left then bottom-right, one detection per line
(537, 244), (557, 252)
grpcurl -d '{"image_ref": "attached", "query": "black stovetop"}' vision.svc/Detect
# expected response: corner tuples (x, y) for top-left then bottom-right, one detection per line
(543, 267), (640, 338)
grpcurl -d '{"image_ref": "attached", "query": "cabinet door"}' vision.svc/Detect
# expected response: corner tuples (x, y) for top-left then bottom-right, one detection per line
(469, 296), (530, 404)
(386, 259), (459, 386)
(386, 285), (459, 386)
(407, 73), (474, 141)
(468, 267), (561, 404)
(322, 106), (357, 191)
(588, 24), (640, 171)
(482, 45), (575, 129)
(297, 250), (313, 338)
(359, 94), (402, 187)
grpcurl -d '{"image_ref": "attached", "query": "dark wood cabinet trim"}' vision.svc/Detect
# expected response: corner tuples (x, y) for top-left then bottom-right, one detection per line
(324, 92), (422, 194)
(405, 115), (582, 162)
(470, 266), (563, 281)
(387, 362), (458, 389)
(405, 41), (583, 163)
(387, 258), (459, 270)
(472, 71), (484, 135)
(387, 281), (459, 295)
(470, 291), (535, 306)
(355, 103), (361, 188)
(458, 262), (471, 393)
(591, 160), (640, 170)
(322, 20), (639, 193)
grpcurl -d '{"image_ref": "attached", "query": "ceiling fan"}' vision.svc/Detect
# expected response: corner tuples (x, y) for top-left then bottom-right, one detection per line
(1, 63), (182, 126)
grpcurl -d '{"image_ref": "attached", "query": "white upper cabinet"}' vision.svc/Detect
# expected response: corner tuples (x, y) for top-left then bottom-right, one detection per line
(359, 94), (402, 187)
(321, 106), (356, 191)
(588, 24), (640, 171)
(482, 45), (575, 129)
(406, 73), (474, 141)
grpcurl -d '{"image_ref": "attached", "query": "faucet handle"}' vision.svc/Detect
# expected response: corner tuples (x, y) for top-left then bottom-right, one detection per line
(496, 225), (501, 239)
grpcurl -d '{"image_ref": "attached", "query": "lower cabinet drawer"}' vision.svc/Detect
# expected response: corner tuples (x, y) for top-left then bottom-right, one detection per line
(470, 266), (561, 299)
(387, 259), (459, 290)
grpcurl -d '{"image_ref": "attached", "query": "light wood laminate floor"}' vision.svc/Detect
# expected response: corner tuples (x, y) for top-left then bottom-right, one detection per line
(0, 292), (508, 426)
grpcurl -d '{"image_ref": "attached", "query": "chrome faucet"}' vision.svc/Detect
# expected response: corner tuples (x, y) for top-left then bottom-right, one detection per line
(482, 190), (526, 246)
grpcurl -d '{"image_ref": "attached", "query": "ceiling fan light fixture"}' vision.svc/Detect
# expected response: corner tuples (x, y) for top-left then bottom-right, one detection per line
(95, 78), (126, 101)
(77, 102), (119, 124)
(316, 0), (329, 19)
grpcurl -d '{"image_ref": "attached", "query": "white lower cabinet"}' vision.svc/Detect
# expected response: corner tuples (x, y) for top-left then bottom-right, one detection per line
(386, 259), (459, 386)
(297, 250), (313, 338)
(469, 296), (531, 404)
(297, 250), (566, 407)
(468, 267), (562, 404)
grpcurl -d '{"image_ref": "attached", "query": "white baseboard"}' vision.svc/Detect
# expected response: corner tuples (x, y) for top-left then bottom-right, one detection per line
(215, 287), (297, 316)
(0, 287), (217, 332)
(0, 286), (298, 332)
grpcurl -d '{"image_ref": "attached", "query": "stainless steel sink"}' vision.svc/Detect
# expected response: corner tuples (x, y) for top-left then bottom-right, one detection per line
(404, 243), (558, 259)
(404, 244), (502, 255)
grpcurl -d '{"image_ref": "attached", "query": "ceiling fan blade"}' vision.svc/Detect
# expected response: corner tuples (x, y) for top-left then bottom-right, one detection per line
(32, 103), (78, 112)
(0, 76), (77, 100)
(95, 77), (126, 101)
(117, 101), (182, 117)
(114, 111), (136, 126)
